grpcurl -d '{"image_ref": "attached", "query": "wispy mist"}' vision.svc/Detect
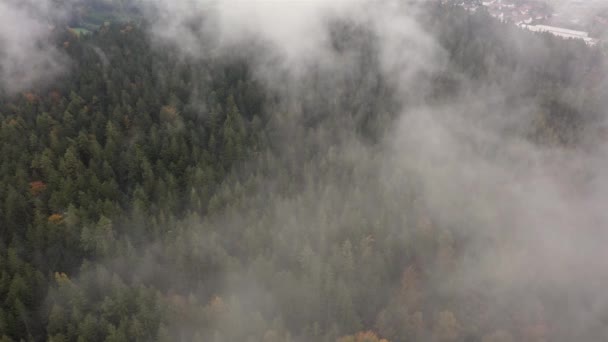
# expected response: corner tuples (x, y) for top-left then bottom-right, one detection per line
(0, 0), (72, 93)
(8, 0), (606, 340)
(135, 0), (608, 340)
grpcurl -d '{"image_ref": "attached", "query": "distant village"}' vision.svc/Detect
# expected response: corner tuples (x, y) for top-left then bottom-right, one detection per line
(449, 0), (608, 47)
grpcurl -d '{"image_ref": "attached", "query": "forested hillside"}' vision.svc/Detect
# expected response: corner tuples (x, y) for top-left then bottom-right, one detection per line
(0, 2), (607, 341)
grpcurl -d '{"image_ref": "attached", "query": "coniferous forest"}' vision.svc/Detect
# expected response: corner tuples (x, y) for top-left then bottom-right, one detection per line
(1, 1), (607, 341)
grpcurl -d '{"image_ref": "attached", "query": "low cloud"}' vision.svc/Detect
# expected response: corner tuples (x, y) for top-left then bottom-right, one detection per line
(0, 0), (70, 93)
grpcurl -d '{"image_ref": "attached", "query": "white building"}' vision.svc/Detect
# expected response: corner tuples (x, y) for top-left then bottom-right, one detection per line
(519, 24), (599, 46)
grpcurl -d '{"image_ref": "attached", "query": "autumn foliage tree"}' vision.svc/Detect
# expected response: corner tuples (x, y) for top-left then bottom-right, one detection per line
(338, 331), (389, 342)
(29, 181), (47, 196)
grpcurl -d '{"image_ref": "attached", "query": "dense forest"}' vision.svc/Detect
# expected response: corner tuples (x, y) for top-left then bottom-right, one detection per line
(1, 1), (607, 341)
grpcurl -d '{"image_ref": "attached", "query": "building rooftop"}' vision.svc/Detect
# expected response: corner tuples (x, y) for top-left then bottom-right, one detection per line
(520, 24), (599, 46)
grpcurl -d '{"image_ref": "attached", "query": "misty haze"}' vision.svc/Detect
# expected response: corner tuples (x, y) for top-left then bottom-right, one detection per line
(1, 0), (607, 341)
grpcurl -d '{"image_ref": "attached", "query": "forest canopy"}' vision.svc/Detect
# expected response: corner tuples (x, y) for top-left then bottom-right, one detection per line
(0, 1), (607, 341)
